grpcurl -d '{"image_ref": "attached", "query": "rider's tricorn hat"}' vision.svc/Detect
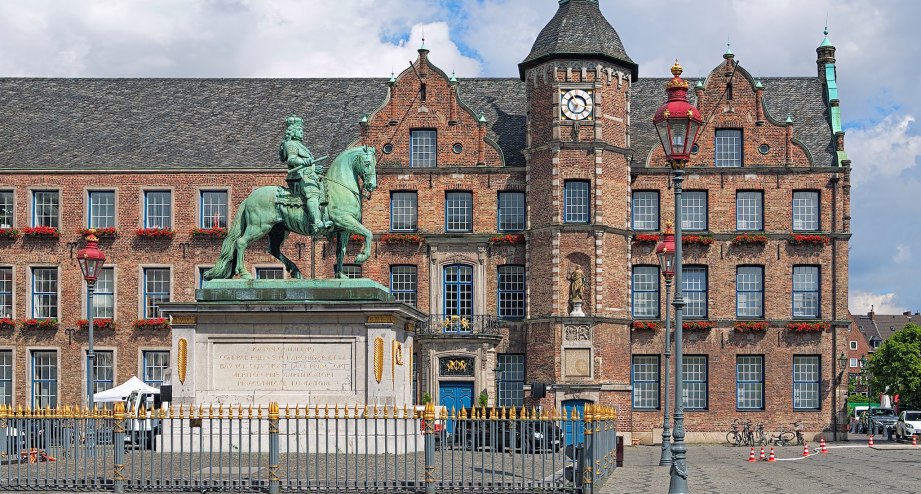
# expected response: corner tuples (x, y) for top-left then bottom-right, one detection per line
(285, 116), (303, 127)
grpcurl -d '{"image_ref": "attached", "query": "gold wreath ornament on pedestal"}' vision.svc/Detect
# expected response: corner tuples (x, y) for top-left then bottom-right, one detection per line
(177, 338), (188, 384)
(374, 337), (384, 384)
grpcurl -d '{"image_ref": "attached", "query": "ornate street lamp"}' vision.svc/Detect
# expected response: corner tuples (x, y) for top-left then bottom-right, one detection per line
(76, 229), (107, 412)
(656, 222), (676, 466)
(653, 60), (703, 494)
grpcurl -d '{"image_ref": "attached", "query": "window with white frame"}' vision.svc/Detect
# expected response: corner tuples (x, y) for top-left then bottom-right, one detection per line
(410, 130), (437, 168)
(736, 266), (764, 318)
(632, 266), (659, 318)
(682, 355), (708, 410)
(564, 181), (590, 224)
(390, 265), (417, 307)
(91, 350), (114, 394)
(683, 266), (707, 319)
(497, 265), (525, 319)
(714, 129), (742, 167)
(849, 358), (858, 368)
(200, 191), (228, 229)
(496, 354), (525, 407)
(31, 267), (58, 319)
(497, 191), (525, 231)
(0, 190), (13, 228)
(736, 355), (764, 410)
(31, 350), (57, 409)
(793, 355), (820, 410)
(88, 190), (116, 229)
(681, 191), (707, 231)
(142, 351), (169, 388)
(143, 268), (170, 318)
(792, 266), (820, 318)
(341, 264), (362, 279)
(256, 267), (284, 280)
(632, 191), (659, 231)
(849, 340), (858, 350)
(93, 267), (115, 319)
(792, 191), (819, 231)
(32, 190), (59, 228)
(736, 191), (763, 231)
(390, 192), (418, 232)
(0, 350), (11, 405)
(0, 267), (12, 318)
(632, 355), (659, 409)
(445, 191), (472, 232)
(144, 191), (172, 229)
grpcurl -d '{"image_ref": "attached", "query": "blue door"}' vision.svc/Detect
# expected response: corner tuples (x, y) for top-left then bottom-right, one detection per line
(562, 399), (591, 447)
(439, 381), (474, 433)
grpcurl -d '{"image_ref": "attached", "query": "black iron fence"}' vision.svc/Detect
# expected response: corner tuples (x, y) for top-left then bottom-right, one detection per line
(0, 402), (617, 493)
(416, 314), (504, 336)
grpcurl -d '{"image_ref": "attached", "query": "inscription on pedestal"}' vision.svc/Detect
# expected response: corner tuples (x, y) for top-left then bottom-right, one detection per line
(211, 341), (354, 391)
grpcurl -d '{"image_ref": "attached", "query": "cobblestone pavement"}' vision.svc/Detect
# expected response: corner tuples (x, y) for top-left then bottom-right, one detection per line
(600, 434), (921, 494)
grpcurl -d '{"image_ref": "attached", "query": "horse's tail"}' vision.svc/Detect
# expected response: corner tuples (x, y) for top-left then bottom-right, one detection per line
(203, 199), (248, 280)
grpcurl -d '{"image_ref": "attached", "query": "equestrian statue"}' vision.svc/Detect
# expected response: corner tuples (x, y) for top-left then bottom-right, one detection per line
(203, 116), (377, 281)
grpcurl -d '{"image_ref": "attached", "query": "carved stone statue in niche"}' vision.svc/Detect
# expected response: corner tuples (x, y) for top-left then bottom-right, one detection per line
(567, 264), (586, 317)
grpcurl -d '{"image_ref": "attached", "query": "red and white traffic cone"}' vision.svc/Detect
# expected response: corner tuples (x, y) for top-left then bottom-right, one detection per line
(912, 434), (917, 447)
(802, 441), (810, 457)
(820, 436), (828, 454)
(868, 435), (875, 447)
(748, 446), (756, 462)
(759, 446), (766, 460)
(767, 447), (776, 462)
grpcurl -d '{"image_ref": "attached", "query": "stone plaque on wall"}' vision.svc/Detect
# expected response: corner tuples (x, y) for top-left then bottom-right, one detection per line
(563, 348), (591, 378)
(564, 324), (591, 341)
(211, 341), (354, 392)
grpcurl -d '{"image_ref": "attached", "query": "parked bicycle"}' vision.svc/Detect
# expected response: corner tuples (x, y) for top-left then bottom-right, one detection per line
(771, 421), (804, 446)
(726, 418), (743, 446)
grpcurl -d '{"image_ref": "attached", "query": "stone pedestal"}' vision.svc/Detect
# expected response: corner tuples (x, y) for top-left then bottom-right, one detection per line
(569, 301), (585, 317)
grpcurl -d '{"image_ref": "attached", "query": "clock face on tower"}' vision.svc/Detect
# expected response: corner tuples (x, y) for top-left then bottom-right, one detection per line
(560, 89), (594, 121)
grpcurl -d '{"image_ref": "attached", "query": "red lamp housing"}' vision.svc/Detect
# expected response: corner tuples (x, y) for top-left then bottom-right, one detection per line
(76, 229), (106, 285)
(652, 61), (704, 163)
(655, 222), (676, 280)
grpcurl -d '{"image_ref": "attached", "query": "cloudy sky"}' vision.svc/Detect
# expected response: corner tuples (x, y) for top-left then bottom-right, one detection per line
(1, 0), (918, 315)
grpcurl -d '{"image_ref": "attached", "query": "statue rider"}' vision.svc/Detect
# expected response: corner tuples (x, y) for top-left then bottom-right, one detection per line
(280, 116), (332, 234)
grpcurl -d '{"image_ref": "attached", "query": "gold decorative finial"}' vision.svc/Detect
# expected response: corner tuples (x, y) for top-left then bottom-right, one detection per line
(671, 60), (683, 77)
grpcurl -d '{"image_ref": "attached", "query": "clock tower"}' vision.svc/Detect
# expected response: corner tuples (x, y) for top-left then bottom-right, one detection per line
(519, 0), (638, 414)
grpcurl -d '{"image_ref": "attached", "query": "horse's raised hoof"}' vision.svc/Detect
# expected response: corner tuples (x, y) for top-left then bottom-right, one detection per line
(355, 253), (368, 263)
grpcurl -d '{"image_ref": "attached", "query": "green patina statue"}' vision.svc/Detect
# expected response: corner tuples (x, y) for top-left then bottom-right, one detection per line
(203, 116), (377, 281)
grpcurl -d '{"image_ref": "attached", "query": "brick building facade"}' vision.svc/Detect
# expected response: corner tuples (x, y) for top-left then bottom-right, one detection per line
(0, 0), (851, 441)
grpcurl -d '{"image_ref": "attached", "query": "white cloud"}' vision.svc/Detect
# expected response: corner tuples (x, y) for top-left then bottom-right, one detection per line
(849, 291), (907, 315)
(893, 244), (911, 263)
(847, 115), (921, 185)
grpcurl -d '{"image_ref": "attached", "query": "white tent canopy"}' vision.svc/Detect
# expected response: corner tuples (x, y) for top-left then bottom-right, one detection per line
(93, 376), (159, 403)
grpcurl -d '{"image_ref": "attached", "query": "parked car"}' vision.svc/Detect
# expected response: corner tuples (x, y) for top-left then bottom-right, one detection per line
(457, 416), (563, 453)
(865, 407), (898, 438)
(895, 410), (921, 441)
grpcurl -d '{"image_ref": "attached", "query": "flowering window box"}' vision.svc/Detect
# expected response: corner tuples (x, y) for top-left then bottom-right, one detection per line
(349, 233), (366, 242)
(0, 228), (20, 239)
(734, 321), (769, 332)
(191, 227), (227, 238)
(631, 234), (660, 245)
(683, 320), (715, 331)
(133, 318), (171, 330)
(22, 226), (60, 238)
(631, 320), (661, 331)
(489, 234), (525, 245)
(76, 318), (116, 331)
(788, 234), (830, 246)
(136, 228), (175, 238)
(731, 234), (768, 246)
(0, 318), (14, 330)
(78, 227), (118, 237)
(785, 321), (829, 332)
(380, 233), (424, 244)
(682, 235), (714, 246)
(20, 318), (59, 330)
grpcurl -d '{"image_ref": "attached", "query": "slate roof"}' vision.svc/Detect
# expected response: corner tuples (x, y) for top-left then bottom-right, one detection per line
(518, 0), (637, 80)
(0, 75), (833, 171)
(853, 312), (920, 345)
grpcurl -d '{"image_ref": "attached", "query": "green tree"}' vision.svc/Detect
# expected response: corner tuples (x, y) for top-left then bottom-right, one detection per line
(868, 323), (921, 409)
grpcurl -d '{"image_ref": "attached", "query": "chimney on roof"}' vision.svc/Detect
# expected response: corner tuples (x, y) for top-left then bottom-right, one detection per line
(904, 311), (912, 316)
(869, 305), (875, 320)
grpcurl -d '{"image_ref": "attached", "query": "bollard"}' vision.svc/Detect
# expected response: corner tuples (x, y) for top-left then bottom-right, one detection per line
(268, 402), (280, 494)
(113, 401), (126, 494)
(423, 402), (436, 494)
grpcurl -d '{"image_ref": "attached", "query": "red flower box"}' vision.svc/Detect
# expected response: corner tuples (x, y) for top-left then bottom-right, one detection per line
(0, 228), (20, 238)
(489, 234), (525, 244)
(785, 321), (829, 332)
(788, 234), (830, 246)
(78, 227), (118, 237)
(0, 318), (14, 330)
(20, 318), (59, 330)
(22, 226), (59, 238)
(191, 227), (227, 238)
(349, 233), (366, 242)
(76, 318), (116, 330)
(380, 233), (424, 244)
(734, 321), (769, 332)
(732, 234), (768, 246)
(682, 235), (714, 246)
(133, 318), (171, 330)
(631, 321), (661, 330)
(632, 234), (661, 244)
(136, 228), (175, 238)
(683, 320), (715, 331)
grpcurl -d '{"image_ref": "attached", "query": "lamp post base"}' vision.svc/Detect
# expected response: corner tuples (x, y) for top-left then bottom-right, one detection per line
(659, 436), (672, 466)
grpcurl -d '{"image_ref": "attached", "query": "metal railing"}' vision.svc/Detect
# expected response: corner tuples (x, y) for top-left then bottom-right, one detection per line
(416, 314), (504, 336)
(0, 402), (617, 493)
